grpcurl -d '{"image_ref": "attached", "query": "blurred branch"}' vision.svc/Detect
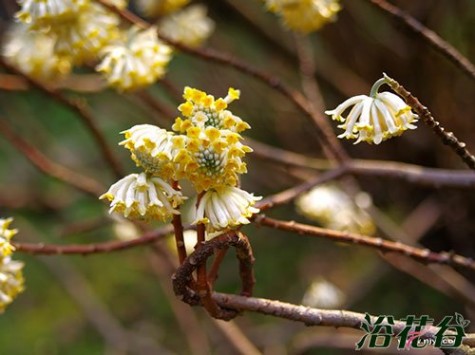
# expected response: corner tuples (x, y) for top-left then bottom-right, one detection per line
(0, 117), (104, 196)
(14, 224), (173, 255)
(0, 57), (124, 178)
(0, 73), (107, 92)
(385, 75), (475, 170)
(367, 0), (475, 82)
(247, 138), (475, 188)
(254, 215), (475, 272)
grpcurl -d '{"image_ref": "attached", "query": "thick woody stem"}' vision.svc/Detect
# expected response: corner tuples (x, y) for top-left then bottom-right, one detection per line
(384, 75), (475, 170)
(171, 181), (187, 264)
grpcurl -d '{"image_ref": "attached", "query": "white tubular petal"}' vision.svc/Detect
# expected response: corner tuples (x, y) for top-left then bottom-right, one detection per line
(370, 103), (383, 144)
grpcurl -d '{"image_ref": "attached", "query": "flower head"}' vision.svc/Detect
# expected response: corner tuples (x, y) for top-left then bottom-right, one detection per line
(0, 218), (17, 259)
(100, 173), (185, 220)
(0, 257), (25, 313)
(2, 23), (71, 80)
(325, 77), (418, 144)
(265, 0), (341, 33)
(193, 186), (261, 232)
(173, 87), (249, 133)
(96, 26), (173, 91)
(137, 0), (190, 17)
(51, 2), (122, 63)
(158, 5), (215, 47)
(296, 184), (375, 235)
(15, 0), (88, 27)
(120, 124), (185, 179)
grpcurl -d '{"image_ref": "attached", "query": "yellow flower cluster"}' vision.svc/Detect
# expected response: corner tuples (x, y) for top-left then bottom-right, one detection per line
(264, 0), (341, 33)
(0, 218), (25, 313)
(101, 87), (260, 232)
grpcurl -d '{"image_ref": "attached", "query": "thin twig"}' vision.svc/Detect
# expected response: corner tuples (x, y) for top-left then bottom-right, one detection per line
(208, 247), (229, 287)
(385, 74), (475, 170)
(171, 180), (187, 264)
(367, 0), (475, 82)
(0, 57), (124, 178)
(14, 224), (174, 255)
(0, 117), (104, 196)
(254, 215), (475, 272)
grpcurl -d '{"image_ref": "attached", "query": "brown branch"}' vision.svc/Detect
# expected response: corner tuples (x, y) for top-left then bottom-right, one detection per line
(14, 224), (173, 255)
(247, 137), (475, 188)
(94, 0), (345, 162)
(0, 117), (104, 196)
(0, 57), (124, 178)
(171, 180), (187, 264)
(254, 215), (475, 272)
(208, 247), (229, 287)
(367, 0), (475, 82)
(172, 232), (255, 320)
(0, 73), (107, 92)
(385, 75), (475, 170)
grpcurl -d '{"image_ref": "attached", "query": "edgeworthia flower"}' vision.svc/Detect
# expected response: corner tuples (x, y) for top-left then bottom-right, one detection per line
(325, 75), (418, 144)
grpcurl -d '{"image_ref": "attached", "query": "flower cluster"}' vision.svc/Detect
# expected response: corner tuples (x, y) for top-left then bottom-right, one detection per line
(101, 87), (260, 232)
(0, 218), (25, 313)
(137, 0), (190, 17)
(264, 0), (342, 33)
(295, 184), (375, 235)
(325, 76), (418, 144)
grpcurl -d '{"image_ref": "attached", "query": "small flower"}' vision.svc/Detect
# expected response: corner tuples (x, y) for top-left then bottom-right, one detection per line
(96, 26), (173, 91)
(51, 2), (122, 64)
(100, 173), (185, 220)
(325, 76), (418, 144)
(172, 87), (250, 133)
(137, 0), (190, 17)
(193, 186), (261, 232)
(296, 184), (375, 235)
(0, 218), (17, 259)
(2, 23), (72, 80)
(15, 0), (88, 27)
(119, 124), (184, 178)
(0, 257), (25, 313)
(265, 0), (341, 33)
(158, 5), (215, 48)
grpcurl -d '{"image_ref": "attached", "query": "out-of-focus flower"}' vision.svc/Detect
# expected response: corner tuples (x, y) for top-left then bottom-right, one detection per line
(96, 26), (173, 91)
(51, 2), (122, 64)
(193, 186), (261, 232)
(302, 278), (345, 309)
(120, 124), (185, 179)
(264, 0), (341, 33)
(0, 218), (16, 259)
(2, 23), (71, 80)
(15, 0), (88, 27)
(158, 5), (214, 47)
(325, 76), (418, 144)
(100, 173), (185, 220)
(173, 87), (249, 133)
(0, 257), (25, 313)
(296, 184), (375, 235)
(137, 0), (189, 17)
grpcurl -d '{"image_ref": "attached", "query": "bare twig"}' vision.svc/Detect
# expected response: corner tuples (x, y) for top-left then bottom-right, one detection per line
(0, 57), (124, 178)
(0, 117), (104, 196)
(367, 0), (475, 82)
(385, 74), (475, 170)
(171, 180), (188, 264)
(254, 215), (475, 272)
(0, 73), (107, 92)
(208, 247), (229, 287)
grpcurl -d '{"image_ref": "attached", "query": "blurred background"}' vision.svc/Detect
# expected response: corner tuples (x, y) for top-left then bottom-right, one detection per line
(1, 0), (475, 353)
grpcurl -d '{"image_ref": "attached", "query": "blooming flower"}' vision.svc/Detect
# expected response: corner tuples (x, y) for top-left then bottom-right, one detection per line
(2, 23), (71, 80)
(158, 5), (215, 47)
(51, 2), (122, 64)
(15, 0), (88, 27)
(0, 257), (25, 313)
(0, 218), (17, 259)
(325, 76), (418, 144)
(264, 0), (341, 33)
(295, 184), (375, 235)
(100, 173), (185, 220)
(193, 186), (261, 232)
(119, 124), (185, 179)
(96, 26), (173, 91)
(173, 87), (250, 133)
(137, 0), (189, 17)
